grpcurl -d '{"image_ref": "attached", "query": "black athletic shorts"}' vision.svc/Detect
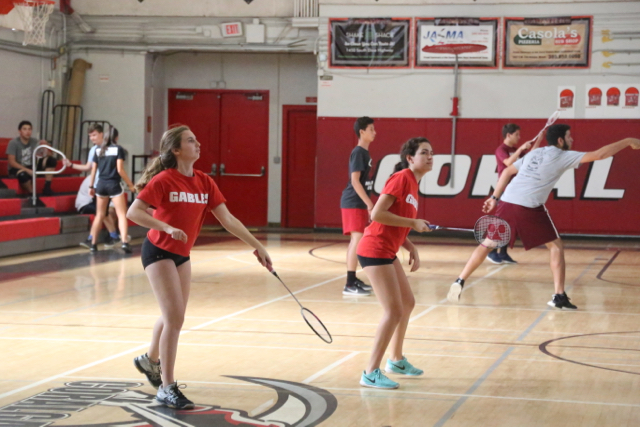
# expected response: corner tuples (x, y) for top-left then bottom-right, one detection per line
(78, 198), (110, 216)
(96, 180), (124, 198)
(8, 157), (57, 184)
(141, 237), (190, 270)
(357, 255), (397, 268)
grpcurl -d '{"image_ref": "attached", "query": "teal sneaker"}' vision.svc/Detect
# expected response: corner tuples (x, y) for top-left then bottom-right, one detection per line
(360, 368), (399, 389)
(385, 356), (424, 376)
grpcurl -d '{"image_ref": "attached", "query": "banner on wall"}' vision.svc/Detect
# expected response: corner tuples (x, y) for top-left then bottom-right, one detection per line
(414, 17), (499, 67)
(557, 86), (576, 118)
(329, 18), (410, 67)
(504, 16), (591, 68)
(585, 84), (640, 118)
(315, 118), (640, 235)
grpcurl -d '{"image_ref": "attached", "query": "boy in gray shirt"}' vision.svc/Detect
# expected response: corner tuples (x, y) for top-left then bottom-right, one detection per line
(5, 120), (57, 196)
(448, 124), (640, 310)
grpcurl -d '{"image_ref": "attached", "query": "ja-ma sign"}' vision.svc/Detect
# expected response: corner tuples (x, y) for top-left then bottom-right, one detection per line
(504, 16), (592, 68)
(329, 18), (410, 67)
(415, 17), (498, 68)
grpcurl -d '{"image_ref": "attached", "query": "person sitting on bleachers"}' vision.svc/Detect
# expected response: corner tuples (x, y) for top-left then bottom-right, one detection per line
(5, 120), (57, 196)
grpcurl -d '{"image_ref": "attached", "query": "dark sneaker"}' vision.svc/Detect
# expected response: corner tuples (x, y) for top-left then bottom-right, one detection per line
(447, 278), (464, 303)
(156, 382), (195, 409)
(90, 244), (98, 253)
(121, 242), (132, 253)
(547, 293), (578, 310)
(343, 283), (371, 296)
(134, 353), (162, 389)
(79, 238), (92, 249)
(354, 278), (372, 292)
(486, 250), (503, 264)
(500, 251), (518, 264)
(103, 236), (115, 249)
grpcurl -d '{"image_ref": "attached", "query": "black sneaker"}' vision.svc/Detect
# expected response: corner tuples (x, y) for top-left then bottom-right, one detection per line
(79, 238), (92, 249)
(156, 382), (195, 410)
(500, 251), (518, 264)
(121, 242), (132, 253)
(134, 353), (162, 389)
(354, 278), (372, 292)
(486, 250), (503, 264)
(447, 278), (465, 303)
(103, 236), (115, 249)
(547, 293), (578, 310)
(90, 244), (98, 253)
(343, 283), (371, 296)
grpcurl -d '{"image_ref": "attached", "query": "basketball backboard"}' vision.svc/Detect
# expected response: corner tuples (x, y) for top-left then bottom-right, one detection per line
(0, 0), (25, 31)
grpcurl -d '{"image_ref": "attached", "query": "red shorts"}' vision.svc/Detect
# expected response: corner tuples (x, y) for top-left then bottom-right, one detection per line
(341, 208), (369, 235)
(496, 201), (559, 250)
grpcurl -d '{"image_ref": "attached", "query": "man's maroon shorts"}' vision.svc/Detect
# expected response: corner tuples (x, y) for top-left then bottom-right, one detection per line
(496, 201), (559, 250)
(341, 208), (369, 235)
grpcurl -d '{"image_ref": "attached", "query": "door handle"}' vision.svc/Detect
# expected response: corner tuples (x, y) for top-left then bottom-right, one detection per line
(210, 163), (217, 176)
(220, 164), (265, 177)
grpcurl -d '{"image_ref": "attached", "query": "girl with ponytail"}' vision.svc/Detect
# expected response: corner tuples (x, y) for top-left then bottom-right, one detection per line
(356, 137), (434, 390)
(126, 125), (272, 410)
(88, 126), (136, 253)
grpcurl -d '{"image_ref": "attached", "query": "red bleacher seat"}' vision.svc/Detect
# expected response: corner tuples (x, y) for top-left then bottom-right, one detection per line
(0, 199), (22, 217)
(0, 159), (7, 176)
(0, 138), (10, 159)
(0, 217), (59, 242)
(40, 195), (76, 213)
(2, 176), (84, 195)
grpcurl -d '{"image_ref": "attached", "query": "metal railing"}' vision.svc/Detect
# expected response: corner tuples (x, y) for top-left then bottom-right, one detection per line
(51, 104), (84, 159)
(39, 89), (55, 142)
(131, 154), (151, 183)
(31, 145), (67, 207)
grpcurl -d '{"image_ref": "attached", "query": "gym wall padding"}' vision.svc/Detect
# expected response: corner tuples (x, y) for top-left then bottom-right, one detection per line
(315, 117), (640, 236)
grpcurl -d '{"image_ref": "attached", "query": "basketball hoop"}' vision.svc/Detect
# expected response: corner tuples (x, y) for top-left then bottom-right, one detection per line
(14, 0), (54, 46)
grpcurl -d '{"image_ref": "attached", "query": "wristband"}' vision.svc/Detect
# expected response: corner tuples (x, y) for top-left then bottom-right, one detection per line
(491, 195), (499, 201)
(89, 186), (94, 189)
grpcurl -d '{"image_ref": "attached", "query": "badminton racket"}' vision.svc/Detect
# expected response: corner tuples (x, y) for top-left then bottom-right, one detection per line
(428, 215), (511, 249)
(254, 251), (333, 344)
(523, 110), (561, 145)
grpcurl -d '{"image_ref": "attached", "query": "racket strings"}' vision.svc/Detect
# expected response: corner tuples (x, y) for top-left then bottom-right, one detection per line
(474, 216), (511, 248)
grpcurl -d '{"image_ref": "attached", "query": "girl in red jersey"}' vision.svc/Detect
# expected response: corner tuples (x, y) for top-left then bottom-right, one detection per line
(357, 137), (433, 389)
(126, 125), (272, 409)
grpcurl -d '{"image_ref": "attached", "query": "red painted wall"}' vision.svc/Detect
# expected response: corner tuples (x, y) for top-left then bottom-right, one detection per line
(316, 117), (640, 235)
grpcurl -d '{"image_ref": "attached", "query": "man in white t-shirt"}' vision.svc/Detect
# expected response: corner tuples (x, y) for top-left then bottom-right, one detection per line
(448, 124), (640, 310)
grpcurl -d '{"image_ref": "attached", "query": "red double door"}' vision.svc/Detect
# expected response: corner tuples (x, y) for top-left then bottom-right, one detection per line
(168, 89), (269, 226)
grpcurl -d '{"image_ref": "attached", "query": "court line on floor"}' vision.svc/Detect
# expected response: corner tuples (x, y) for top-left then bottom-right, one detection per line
(56, 375), (640, 408)
(0, 272), (347, 402)
(303, 352), (361, 384)
(3, 335), (639, 368)
(432, 253), (600, 427)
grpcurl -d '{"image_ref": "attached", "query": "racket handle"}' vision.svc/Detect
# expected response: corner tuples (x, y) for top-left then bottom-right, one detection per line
(253, 249), (273, 272)
(428, 225), (440, 230)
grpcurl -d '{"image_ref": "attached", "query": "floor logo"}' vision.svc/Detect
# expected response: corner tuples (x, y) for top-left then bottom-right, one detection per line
(0, 377), (337, 427)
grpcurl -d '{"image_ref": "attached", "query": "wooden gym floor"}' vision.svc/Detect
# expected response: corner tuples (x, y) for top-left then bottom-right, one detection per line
(0, 230), (639, 426)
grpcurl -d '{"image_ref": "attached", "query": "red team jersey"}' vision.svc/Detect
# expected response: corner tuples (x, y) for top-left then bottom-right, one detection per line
(357, 168), (419, 259)
(137, 168), (226, 256)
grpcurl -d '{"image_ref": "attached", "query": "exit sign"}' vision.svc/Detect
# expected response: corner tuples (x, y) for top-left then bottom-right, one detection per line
(221, 22), (243, 37)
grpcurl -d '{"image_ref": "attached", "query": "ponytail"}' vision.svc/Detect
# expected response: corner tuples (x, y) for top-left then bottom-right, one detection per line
(135, 125), (188, 191)
(394, 137), (430, 172)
